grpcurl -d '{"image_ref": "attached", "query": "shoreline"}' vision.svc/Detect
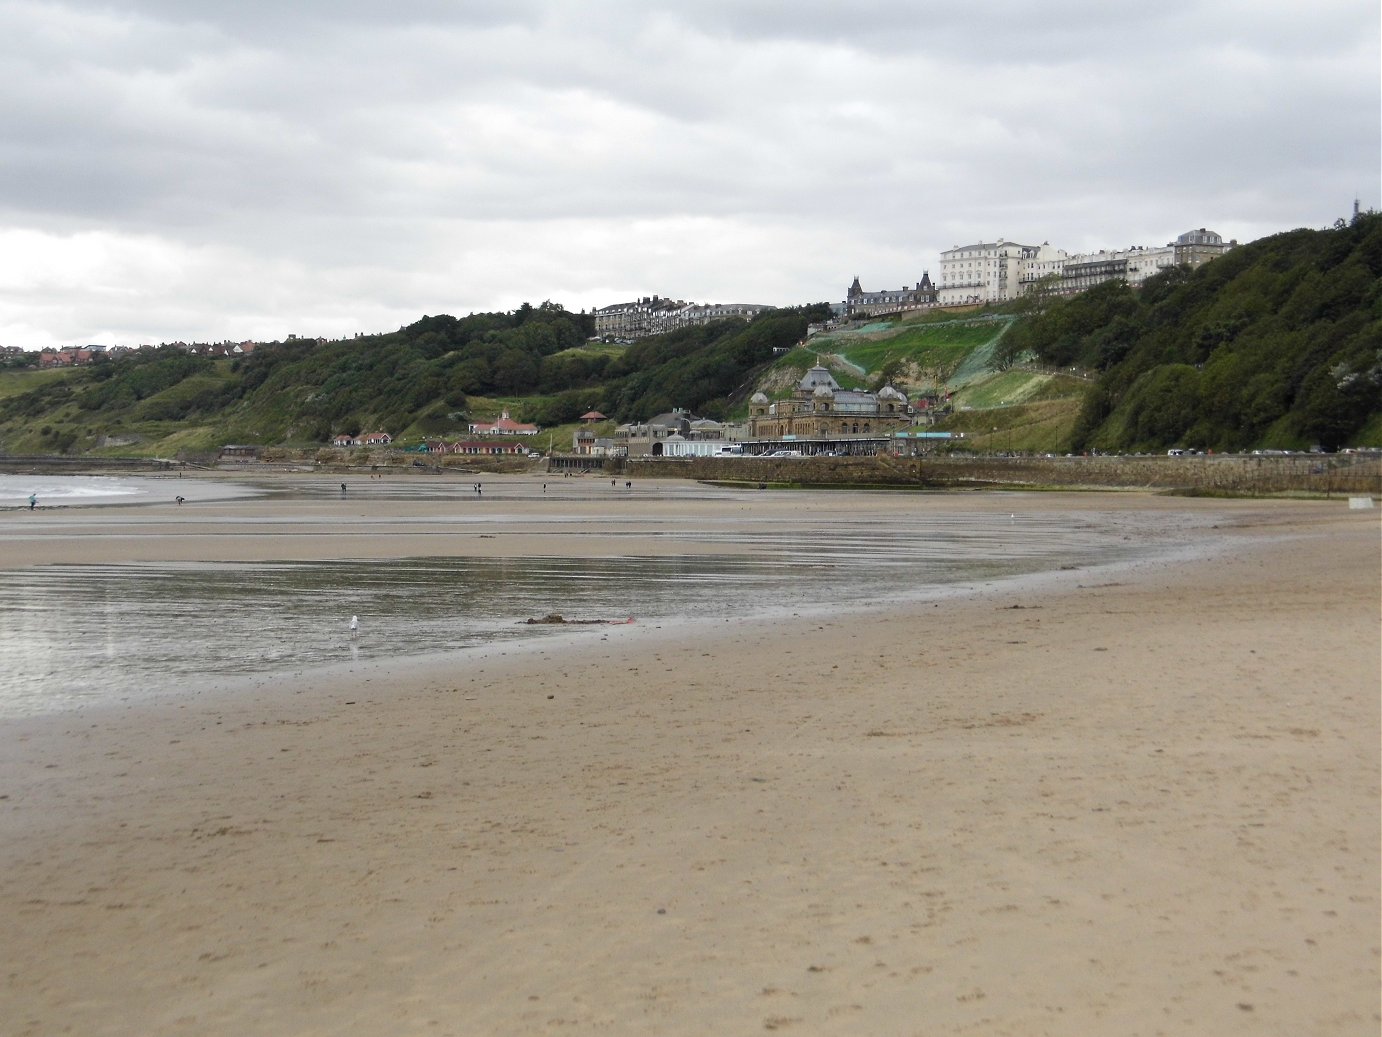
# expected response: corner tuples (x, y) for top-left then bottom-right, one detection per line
(25, 521), (1242, 725)
(0, 471), (1300, 571)
(0, 482), (1250, 721)
(3, 448), (1379, 499)
(0, 488), (1376, 1035)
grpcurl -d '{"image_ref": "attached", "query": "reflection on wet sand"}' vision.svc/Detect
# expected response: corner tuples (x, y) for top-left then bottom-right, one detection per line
(0, 509), (1142, 716)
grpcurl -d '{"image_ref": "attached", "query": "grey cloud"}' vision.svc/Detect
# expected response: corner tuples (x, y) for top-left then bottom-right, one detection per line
(71, 0), (547, 39)
(0, 0), (1375, 350)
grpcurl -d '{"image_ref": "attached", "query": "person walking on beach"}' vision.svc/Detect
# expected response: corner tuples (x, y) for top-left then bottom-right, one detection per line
(27, 493), (36, 510)
(340, 483), (347, 497)
(349, 615), (359, 639)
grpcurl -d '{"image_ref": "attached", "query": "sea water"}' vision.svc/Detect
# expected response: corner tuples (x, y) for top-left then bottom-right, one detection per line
(0, 473), (261, 508)
(0, 507), (1171, 717)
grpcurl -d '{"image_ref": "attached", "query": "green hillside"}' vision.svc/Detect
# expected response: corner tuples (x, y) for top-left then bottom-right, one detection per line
(1001, 213), (1382, 452)
(0, 305), (825, 457)
(1, 214), (1377, 459)
(806, 313), (1011, 387)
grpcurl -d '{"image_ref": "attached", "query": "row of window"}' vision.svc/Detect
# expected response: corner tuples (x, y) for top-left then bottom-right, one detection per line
(758, 423), (876, 434)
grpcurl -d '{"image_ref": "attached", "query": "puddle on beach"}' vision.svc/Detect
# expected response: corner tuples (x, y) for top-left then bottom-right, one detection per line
(0, 514), (1151, 716)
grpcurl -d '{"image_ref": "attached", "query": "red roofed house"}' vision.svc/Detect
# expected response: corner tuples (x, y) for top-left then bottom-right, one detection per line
(451, 440), (529, 456)
(580, 410), (608, 423)
(360, 431), (392, 446)
(39, 348), (94, 368)
(468, 409), (539, 436)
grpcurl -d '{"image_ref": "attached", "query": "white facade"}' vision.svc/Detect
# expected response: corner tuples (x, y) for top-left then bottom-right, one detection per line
(938, 241), (1066, 306)
(1060, 231), (1232, 295)
(1061, 244), (1176, 294)
(1018, 243), (1070, 294)
(658, 436), (744, 458)
(940, 230), (1233, 304)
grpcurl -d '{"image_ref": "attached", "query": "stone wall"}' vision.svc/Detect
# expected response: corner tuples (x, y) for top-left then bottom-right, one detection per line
(626, 453), (1382, 496)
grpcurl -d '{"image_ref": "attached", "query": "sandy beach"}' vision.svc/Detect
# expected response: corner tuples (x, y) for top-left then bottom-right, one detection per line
(0, 477), (1377, 1036)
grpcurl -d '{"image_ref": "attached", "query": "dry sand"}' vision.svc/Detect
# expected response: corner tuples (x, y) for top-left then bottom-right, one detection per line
(0, 478), (1377, 1036)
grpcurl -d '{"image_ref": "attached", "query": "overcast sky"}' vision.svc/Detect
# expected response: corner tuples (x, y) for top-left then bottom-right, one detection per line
(1, 0), (1377, 350)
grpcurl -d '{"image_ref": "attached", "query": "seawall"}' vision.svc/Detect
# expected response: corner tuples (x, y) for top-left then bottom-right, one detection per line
(625, 452), (1382, 496)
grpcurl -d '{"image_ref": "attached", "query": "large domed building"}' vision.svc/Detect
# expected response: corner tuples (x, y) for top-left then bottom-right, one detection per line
(747, 363), (914, 442)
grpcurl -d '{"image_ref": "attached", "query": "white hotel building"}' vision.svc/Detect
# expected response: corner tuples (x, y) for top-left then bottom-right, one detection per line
(937, 241), (1070, 306)
(938, 229), (1233, 306)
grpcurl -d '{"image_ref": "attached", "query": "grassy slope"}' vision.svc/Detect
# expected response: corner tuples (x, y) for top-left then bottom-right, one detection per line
(0, 365), (237, 457)
(769, 313), (1086, 453)
(941, 400), (1084, 455)
(0, 368), (73, 399)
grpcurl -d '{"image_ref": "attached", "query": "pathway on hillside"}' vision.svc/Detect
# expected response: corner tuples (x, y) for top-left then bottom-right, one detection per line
(945, 316), (1016, 388)
(824, 352), (866, 377)
(803, 313), (1018, 391)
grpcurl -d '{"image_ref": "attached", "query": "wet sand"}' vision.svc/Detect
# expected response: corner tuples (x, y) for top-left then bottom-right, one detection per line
(0, 480), (1377, 1035)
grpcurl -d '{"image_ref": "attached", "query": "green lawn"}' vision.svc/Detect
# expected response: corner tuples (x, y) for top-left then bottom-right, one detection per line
(813, 318), (1014, 379)
(0, 368), (73, 399)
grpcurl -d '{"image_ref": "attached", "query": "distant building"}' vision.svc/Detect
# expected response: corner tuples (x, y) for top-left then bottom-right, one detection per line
(938, 230), (1234, 305)
(572, 427), (623, 457)
(843, 273), (938, 317)
(747, 363), (912, 441)
(38, 348), (95, 368)
(593, 296), (687, 340)
(593, 296), (774, 341)
(1171, 227), (1236, 269)
(938, 241), (1069, 306)
(468, 409), (539, 436)
(614, 409), (742, 457)
(682, 302), (775, 325)
(1059, 230), (1234, 295)
(448, 441), (529, 456)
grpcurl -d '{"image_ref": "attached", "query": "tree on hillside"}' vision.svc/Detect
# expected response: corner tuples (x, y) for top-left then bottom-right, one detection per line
(1031, 215), (1382, 452)
(870, 358), (906, 390)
